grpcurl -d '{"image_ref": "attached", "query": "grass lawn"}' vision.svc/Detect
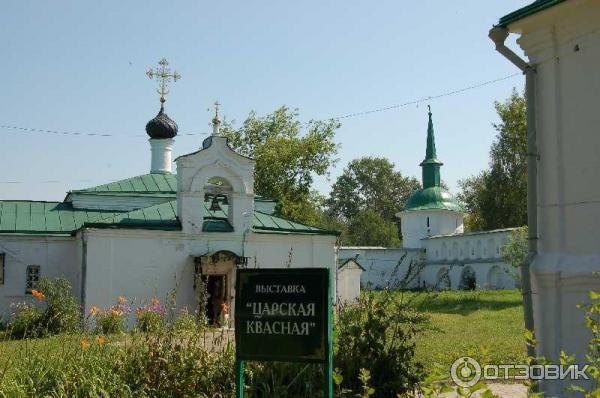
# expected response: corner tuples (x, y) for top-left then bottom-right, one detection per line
(1, 290), (526, 378)
(407, 289), (527, 372)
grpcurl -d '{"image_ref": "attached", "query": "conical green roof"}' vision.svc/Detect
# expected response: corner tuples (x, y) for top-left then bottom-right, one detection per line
(404, 108), (463, 212)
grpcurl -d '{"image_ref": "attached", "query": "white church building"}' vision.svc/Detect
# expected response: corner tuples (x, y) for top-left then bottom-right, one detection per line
(0, 93), (344, 325)
(340, 108), (520, 291)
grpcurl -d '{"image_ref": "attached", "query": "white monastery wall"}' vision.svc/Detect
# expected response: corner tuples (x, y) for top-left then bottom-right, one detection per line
(422, 229), (517, 290)
(341, 228), (518, 291)
(338, 247), (423, 289)
(0, 236), (80, 318)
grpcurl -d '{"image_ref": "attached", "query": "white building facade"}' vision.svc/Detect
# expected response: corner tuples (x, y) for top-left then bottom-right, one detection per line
(495, 0), (600, 394)
(0, 103), (346, 326)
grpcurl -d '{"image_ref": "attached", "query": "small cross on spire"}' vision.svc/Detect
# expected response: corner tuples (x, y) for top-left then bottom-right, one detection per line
(212, 101), (222, 136)
(146, 58), (181, 108)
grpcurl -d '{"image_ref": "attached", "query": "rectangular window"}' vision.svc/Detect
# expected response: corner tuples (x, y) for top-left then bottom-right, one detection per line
(26, 265), (40, 294)
(0, 253), (5, 285)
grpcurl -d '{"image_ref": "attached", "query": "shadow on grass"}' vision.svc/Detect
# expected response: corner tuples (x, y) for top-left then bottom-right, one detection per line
(407, 290), (523, 316)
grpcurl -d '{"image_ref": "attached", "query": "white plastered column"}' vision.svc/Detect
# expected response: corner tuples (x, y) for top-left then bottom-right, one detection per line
(149, 138), (174, 174)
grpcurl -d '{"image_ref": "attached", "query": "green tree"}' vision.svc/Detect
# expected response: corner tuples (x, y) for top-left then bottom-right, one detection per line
(502, 226), (528, 268)
(458, 89), (527, 230)
(221, 106), (340, 225)
(346, 209), (401, 247)
(326, 157), (420, 222)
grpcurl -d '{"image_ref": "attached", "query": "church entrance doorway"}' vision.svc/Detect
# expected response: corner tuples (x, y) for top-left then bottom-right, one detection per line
(206, 274), (227, 325)
(195, 251), (248, 328)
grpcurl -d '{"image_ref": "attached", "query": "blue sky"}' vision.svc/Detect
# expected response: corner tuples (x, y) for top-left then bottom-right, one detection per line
(0, 0), (527, 201)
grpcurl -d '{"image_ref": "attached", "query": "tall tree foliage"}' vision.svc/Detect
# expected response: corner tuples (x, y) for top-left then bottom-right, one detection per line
(327, 157), (420, 222)
(326, 157), (420, 246)
(458, 89), (527, 230)
(346, 209), (401, 247)
(221, 106), (340, 224)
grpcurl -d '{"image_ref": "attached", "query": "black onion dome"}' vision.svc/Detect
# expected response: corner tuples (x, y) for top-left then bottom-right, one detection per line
(145, 107), (178, 139)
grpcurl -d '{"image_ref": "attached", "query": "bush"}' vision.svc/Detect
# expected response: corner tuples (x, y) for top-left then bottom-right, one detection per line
(171, 308), (205, 334)
(7, 302), (44, 339)
(136, 298), (166, 333)
(335, 289), (427, 397)
(6, 278), (80, 339)
(38, 278), (81, 334)
(93, 297), (131, 334)
(0, 328), (236, 397)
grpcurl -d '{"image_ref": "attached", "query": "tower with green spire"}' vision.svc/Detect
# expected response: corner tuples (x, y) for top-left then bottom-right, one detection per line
(421, 106), (443, 189)
(397, 107), (464, 248)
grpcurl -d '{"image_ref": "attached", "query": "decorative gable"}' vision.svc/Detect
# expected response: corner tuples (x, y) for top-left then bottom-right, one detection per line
(175, 135), (255, 235)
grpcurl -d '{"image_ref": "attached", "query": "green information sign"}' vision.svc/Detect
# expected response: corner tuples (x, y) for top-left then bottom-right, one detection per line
(234, 268), (333, 397)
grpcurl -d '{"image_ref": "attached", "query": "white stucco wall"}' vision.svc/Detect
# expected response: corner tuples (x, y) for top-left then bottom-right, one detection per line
(399, 210), (464, 249)
(422, 229), (518, 290)
(0, 236), (80, 320)
(340, 229), (518, 292)
(81, 228), (337, 326)
(507, 1), (600, 394)
(339, 247), (424, 289)
(337, 261), (362, 304)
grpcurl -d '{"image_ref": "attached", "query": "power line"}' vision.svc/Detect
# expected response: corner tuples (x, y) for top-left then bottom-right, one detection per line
(0, 72), (521, 138)
(0, 180), (94, 184)
(0, 124), (209, 138)
(332, 73), (521, 120)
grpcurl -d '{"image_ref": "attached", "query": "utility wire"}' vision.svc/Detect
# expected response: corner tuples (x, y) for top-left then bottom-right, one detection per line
(0, 124), (208, 138)
(333, 73), (521, 120)
(0, 72), (521, 139)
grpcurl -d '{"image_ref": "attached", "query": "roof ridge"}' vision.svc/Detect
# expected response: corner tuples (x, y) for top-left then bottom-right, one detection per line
(71, 173), (178, 193)
(0, 199), (61, 204)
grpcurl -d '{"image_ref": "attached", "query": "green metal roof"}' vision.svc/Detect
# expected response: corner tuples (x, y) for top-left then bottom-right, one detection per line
(70, 173), (276, 203)
(5, 172), (336, 236)
(72, 173), (177, 194)
(403, 187), (463, 212)
(0, 201), (126, 235)
(498, 0), (565, 27)
(0, 199), (338, 236)
(101, 200), (336, 235)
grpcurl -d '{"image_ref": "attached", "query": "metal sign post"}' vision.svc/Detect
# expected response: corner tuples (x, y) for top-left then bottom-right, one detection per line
(234, 268), (333, 398)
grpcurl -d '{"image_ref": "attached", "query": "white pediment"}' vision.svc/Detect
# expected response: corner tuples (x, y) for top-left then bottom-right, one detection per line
(175, 136), (254, 195)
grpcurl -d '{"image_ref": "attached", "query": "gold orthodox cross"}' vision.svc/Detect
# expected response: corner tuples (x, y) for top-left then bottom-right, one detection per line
(146, 58), (181, 104)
